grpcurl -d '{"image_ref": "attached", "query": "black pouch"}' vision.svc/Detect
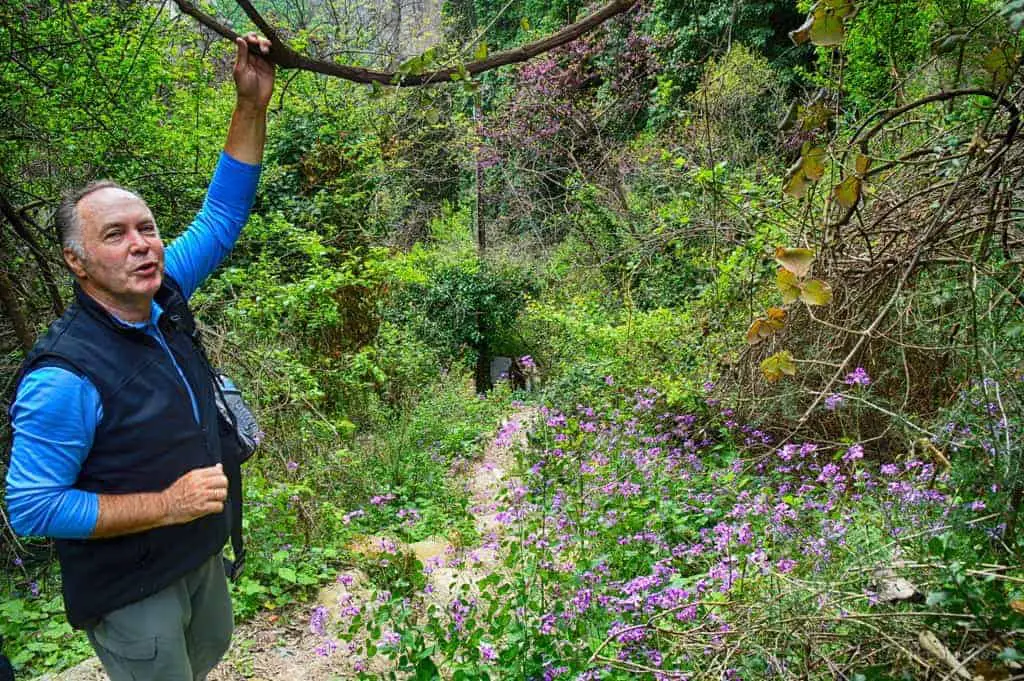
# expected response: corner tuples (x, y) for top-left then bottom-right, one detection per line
(211, 374), (260, 581)
(213, 373), (260, 462)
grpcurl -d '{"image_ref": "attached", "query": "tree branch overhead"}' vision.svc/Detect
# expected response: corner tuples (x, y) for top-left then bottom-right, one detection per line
(172, 0), (638, 86)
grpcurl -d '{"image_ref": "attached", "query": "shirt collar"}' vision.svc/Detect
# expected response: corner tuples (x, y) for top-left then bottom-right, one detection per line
(111, 300), (164, 330)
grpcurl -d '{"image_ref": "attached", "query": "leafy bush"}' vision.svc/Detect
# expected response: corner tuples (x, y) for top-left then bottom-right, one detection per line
(686, 44), (787, 165)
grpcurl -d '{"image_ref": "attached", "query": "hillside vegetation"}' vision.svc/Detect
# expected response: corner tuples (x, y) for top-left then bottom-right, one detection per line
(2, 0), (1023, 678)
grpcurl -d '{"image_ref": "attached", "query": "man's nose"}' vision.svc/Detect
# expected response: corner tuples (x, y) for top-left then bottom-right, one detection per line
(126, 229), (151, 252)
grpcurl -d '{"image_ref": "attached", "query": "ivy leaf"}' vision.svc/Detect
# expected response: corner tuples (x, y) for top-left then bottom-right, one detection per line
(761, 351), (797, 382)
(833, 176), (862, 209)
(789, 14), (814, 45)
(474, 42), (489, 61)
(777, 268), (802, 304)
(800, 279), (833, 306)
(809, 8), (845, 46)
(775, 247), (815, 277)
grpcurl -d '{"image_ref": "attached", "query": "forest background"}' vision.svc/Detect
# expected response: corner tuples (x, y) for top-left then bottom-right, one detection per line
(2, 0), (1024, 678)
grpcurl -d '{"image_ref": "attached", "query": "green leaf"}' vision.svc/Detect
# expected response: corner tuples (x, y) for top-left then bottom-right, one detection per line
(983, 45), (1020, 85)
(474, 42), (489, 61)
(277, 567), (297, 583)
(520, 16), (531, 31)
(800, 279), (833, 306)
(416, 656), (441, 680)
(777, 268), (801, 304)
(809, 9), (845, 46)
(774, 247), (815, 277)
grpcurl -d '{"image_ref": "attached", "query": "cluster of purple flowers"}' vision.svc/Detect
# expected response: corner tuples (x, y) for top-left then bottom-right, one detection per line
(324, 376), (1008, 680)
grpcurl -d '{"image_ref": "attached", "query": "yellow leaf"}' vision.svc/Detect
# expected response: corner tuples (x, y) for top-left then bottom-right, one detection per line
(767, 307), (787, 321)
(775, 247), (815, 278)
(777, 268), (801, 304)
(800, 279), (833, 306)
(474, 42), (489, 61)
(783, 165), (809, 198)
(1011, 600), (1024, 614)
(520, 16), (531, 31)
(761, 351), (797, 382)
(833, 176), (861, 209)
(747, 320), (766, 345)
(803, 146), (827, 181)
(809, 9), (845, 46)
(855, 153), (871, 176)
(788, 15), (813, 45)
(823, 0), (855, 18)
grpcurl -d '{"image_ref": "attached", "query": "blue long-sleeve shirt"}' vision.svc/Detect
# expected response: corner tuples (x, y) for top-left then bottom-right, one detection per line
(5, 151), (260, 540)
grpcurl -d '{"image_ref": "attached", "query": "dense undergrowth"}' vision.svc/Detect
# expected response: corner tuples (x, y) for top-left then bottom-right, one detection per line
(4, 0), (1024, 677)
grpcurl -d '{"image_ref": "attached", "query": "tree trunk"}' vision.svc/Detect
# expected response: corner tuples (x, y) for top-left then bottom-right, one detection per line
(0, 194), (65, 317)
(0, 267), (34, 354)
(472, 98), (490, 394)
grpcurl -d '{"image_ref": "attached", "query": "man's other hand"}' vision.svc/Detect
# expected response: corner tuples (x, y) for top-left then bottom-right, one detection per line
(164, 464), (229, 525)
(234, 33), (275, 111)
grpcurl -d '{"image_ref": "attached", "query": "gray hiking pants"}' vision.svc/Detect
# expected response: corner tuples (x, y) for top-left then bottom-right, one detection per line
(85, 554), (233, 681)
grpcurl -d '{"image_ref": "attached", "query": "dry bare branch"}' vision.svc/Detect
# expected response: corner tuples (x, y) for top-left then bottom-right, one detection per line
(172, 0), (638, 86)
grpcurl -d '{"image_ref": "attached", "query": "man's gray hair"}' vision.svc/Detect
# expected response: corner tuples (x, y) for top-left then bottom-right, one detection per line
(55, 180), (140, 260)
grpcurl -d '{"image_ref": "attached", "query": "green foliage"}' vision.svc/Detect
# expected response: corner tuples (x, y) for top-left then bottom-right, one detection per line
(686, 44), (787, 165)
(390, 257), (537, 362)
(648, 0), (809, 101)
(0, 589), (91, 677)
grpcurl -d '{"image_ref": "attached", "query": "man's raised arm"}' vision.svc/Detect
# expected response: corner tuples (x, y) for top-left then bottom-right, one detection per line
(224, 35), (275, 165)
(164, 34), (276, 299)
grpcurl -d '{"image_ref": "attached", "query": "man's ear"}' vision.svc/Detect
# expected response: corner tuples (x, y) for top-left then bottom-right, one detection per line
(63, 248), (87, 278)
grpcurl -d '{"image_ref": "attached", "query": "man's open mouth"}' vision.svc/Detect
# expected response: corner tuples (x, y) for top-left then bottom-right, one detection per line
(134, 263), (158, 276)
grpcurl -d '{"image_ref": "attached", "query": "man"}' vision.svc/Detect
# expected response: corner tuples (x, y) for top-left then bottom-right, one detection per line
(4, 34), (274, 681)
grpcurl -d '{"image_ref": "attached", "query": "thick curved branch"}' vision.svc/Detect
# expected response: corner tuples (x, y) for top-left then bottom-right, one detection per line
(173, 0), (638, 86)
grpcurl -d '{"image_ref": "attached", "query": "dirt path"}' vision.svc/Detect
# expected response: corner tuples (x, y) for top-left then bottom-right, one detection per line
(41, 409), (533, 681)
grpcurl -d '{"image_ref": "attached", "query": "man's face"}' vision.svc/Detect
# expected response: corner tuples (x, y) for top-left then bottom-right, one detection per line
(66, 187), (165, 311)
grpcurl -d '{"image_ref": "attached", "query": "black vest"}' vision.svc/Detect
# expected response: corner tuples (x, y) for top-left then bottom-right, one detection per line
(14, 277), (228, 629)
